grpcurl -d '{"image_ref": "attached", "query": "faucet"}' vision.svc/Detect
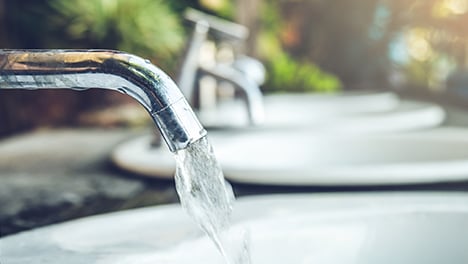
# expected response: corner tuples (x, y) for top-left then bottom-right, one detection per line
(197, 63), (265, 125)
(177, 9), (265, 125)
(0, 49), (206, 152)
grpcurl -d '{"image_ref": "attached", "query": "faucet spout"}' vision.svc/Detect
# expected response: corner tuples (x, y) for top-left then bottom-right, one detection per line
(198, 64), (265, 125)
(0, 49), (206, 152)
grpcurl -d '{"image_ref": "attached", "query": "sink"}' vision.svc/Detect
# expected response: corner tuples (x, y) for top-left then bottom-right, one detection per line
(198, 92), (445, 132)
(111, 91), (447, 181)
(111, 127), (468, 185)
(3, 193), (468, 263)
(200, 91), (400, 126)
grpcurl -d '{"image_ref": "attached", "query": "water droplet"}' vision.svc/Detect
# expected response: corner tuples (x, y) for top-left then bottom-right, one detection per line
(144, 59), (151, 64)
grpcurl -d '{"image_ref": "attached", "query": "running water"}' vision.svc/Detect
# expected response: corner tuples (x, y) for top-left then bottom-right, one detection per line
(174, 136), (251, 264)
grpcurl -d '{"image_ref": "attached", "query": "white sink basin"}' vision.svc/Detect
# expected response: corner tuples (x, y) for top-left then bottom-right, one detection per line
(199, 92), (445, 132)
(3, 193), (468, 263)
(111, 127), (468, 185)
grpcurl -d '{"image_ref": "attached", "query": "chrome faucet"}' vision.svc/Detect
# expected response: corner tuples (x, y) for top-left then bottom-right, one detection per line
(178, 9), (265, 125)
(0, 49), (206, 152)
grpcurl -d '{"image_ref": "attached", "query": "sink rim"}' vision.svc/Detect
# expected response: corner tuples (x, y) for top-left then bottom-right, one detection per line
(111, 127), (468, 186)
(199, 98), (445, 133)
(3, 192), (468, 263)
(200, 91), (403, 128)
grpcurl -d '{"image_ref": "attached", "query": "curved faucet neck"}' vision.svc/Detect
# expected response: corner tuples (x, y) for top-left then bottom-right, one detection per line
(0, 49), (206, 152)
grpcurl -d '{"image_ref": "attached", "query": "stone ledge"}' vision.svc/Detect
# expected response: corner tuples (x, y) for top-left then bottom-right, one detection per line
(0, 128), (179, 237)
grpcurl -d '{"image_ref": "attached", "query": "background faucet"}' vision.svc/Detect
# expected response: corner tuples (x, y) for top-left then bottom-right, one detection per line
(178, 9), (265, 126)
(0, 49), (206, 152)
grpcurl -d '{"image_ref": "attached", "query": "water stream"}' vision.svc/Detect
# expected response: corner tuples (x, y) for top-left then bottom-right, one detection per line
(0, 49), (249, 262)
(174, 136), (251, 264)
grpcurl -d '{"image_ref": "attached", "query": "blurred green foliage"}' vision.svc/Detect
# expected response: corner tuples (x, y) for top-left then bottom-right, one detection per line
(1, 0), (206, 71)
(257, 0), (342, 93)
(47, 0), (185, 71)
(200, 0), (235, 19)
(0, 0), (199, 137)
(267, 53), (343, 93)
(4, 0), (467, 92)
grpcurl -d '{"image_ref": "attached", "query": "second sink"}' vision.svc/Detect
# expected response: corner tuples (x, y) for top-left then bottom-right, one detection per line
(198, 92), (445, 132)
(112, 127), (468, 186)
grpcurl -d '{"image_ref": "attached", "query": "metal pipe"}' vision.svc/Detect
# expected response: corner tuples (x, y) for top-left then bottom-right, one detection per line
(0, 49), (206, 152)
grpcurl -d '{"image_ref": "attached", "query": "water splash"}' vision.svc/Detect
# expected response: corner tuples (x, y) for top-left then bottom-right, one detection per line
(174, 137), (251, 264)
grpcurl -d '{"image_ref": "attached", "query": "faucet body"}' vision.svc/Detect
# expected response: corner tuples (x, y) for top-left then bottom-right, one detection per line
(0, 49), (206, 152)
(178, 9), (265, 125)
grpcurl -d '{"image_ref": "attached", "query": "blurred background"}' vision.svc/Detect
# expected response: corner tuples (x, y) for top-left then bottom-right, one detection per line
(2, 0), (468, 238)
(2, 0), (468, 137)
